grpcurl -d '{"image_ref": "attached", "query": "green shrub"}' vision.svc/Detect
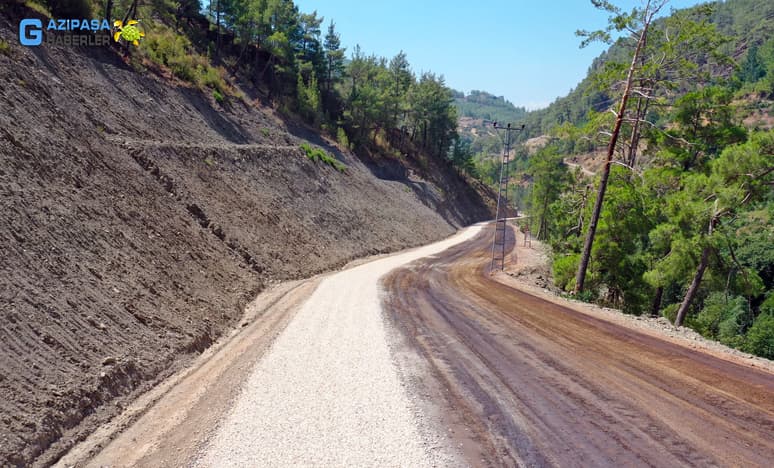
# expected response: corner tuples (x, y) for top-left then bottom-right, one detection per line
(662, 303), (679, 323)
(170, 58), (196, 82)
(300, 143), (346, 172)
(576, 290), (595, 303)
(141, 27), (230, 94)
(296, 70), (321, 125)
(743, 313), (774, 359)
(213, 89), (224, 103)
(552, 253), (579, 291)
(337, 126), (350, 149)
(760, 293), (774, 316)
(24, 1), (52, 16)
(200, 65), (226, 93)
(692, 293), (747, 346)
(143, 31), (191, 70)
(0, 39), (10, 56)
(300, 142), (315, 158)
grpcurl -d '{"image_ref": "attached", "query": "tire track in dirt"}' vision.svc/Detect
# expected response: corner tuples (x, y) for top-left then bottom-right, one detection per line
(383, 224), (774, 467)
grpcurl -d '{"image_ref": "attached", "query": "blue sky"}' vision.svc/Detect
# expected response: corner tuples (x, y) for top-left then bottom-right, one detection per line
(294, 0), (707, 109)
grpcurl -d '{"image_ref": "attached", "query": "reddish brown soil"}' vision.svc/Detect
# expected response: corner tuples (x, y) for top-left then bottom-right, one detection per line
(383, 226), (774, 466)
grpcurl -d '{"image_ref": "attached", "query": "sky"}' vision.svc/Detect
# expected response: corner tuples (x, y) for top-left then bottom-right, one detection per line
(294, 0), (708, 109)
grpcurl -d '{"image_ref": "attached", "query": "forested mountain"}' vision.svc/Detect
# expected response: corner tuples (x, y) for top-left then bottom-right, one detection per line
(453, 90), (528, 123)
(520, 0), (774, 140)
(448, 90), (528, 181)
(513, 0), (774, 359)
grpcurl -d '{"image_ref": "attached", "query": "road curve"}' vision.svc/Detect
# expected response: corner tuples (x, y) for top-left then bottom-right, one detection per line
(194, 226), (484, 467)
(382, 225), (774, 467)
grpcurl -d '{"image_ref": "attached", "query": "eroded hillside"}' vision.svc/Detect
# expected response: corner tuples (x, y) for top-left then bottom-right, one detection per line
(0, 10), (492, 465)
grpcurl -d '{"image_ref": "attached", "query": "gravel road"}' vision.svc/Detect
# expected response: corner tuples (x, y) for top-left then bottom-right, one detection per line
(383, 225), (774, 466)
(195, 226), (482, 467)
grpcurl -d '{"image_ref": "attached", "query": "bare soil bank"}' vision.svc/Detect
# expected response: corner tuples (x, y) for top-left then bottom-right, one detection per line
(0, 8), (492, 465)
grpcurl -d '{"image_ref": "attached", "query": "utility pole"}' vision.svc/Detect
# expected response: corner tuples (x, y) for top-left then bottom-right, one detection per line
(490, 122), (524, 271)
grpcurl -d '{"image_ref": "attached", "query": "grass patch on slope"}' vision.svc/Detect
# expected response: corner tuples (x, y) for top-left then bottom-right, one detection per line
(301, 143), (346, 172)
(139, 26), (231, 97)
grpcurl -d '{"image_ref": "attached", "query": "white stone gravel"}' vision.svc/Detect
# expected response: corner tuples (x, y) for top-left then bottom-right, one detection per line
(196, 225), (482, 467)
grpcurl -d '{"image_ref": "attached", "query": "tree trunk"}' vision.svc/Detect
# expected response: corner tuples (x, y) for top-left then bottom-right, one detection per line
(105, 0), (113, 24)
(117, 0), (138, 56)
(122, 0), (139, 25)
(577, 185), (589, 235)
(231, 34), (251, 76)
(627, 94), (644, 167)
(675, 204), (719, 327)
(327, 57), (333, 93)
(674, 246), (711, 327)
(626, 27), (651, 168)
(215, 0), (221, 63)
(574, 18), (651, 295)
(259, 55), (273, 84)
(537, 192), (550, 240)
(650, 286), (663, 317)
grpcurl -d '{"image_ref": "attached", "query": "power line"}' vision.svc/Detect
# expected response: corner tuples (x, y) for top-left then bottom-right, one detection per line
(490, 122), (525, 272)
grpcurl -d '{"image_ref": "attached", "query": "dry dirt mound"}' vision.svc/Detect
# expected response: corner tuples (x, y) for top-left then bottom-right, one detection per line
(0, 10), (491, 466)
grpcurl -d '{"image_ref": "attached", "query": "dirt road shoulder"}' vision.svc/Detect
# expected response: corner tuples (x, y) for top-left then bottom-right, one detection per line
(500, 229), (774, 374)
(56, 278), (319, 467)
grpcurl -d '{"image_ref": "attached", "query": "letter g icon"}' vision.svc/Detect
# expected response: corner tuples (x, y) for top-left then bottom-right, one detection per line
(20, 19), (43, 46)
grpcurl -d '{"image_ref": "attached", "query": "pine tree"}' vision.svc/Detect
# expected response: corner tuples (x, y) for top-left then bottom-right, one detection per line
(323, 22), (345, 93)
(739, 44), (766, 83)
(574, 0), (669, 295)
(388, 51), (413, 128)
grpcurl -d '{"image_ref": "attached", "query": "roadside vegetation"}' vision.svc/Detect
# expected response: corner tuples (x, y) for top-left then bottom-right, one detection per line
(140, 26), (231, 96)
(300, 142), (345, 172)
(19, 0), (462, 174)
(508, 0), (774, 358)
